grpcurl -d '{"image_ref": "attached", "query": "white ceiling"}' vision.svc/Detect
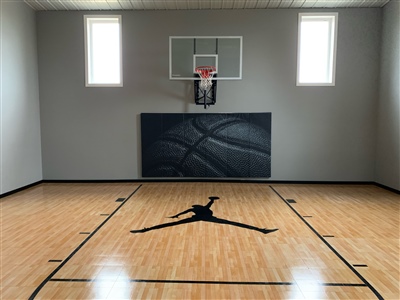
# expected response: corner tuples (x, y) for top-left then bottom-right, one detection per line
(24, 0), (391, 11)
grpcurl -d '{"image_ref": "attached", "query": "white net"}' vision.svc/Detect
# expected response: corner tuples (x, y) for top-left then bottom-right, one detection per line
(196, 66), (216, 91)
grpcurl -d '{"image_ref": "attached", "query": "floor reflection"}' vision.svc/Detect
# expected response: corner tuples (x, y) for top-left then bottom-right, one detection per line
(291, 268), (324, 299)
(93, 267), (132, 299)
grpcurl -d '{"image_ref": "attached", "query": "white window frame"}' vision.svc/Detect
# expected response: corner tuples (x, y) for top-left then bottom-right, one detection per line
(84, 15), (123, 87)
(296, 13), (338, 86)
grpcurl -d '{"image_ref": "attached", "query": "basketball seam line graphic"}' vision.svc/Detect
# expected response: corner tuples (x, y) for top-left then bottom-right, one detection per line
(159, 134), (270, 156)
(145, 139), (237, 176)
(191, 117), (271, 153)
(147, 136), (269, 170)
(184, 117), (242, 164)
(142, 114), (271, 177)
(164, 117), (248, 175)
(144, 117), (270, 176)
(181, 117), (268, 172)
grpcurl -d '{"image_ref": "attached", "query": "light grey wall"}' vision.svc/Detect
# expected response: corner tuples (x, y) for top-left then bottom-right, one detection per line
(0, 0), (42, 194)
(376, 0), (400, 191)
(37, 9), (381, 181)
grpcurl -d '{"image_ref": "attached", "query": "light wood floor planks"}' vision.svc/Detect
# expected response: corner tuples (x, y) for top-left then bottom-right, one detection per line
(272, 184), (400, 300)
(1, 182), (399, 299)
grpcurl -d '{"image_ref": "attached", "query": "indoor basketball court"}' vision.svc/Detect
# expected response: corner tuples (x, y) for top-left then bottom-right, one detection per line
(1, 0), (399, 300)
(1, 182), (399, 299)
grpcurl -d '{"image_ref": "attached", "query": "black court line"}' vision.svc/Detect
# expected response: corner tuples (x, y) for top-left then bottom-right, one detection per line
(50, 278), (367, 287)
(28, 184), (142, 300)
(50, 278), (294, 285)
(79, 232), (91, 234)
(322, 283), (367, 287)
(354, 264), (369, 267)
(51, 278), (93, 282)
(48, 260), (62, 263)
(269, 186), (384, 300)
(323, 235), (335, 238)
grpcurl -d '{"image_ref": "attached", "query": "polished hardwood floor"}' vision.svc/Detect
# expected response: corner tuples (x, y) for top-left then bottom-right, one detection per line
(1, 182), (399, 299)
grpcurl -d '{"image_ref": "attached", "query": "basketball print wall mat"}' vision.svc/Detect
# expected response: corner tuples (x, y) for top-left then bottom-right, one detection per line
(141, 113), (271, 178)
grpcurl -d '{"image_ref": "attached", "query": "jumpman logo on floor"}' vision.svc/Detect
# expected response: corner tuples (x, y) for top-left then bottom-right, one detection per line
(130, 196), (278, 234)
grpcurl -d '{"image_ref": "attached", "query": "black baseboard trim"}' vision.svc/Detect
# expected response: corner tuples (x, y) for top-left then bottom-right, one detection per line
(42, 179), (375, 185)
(0, 180), (43, 199)
(2, 179), (399, 197)
(42, 179), (137, 183)
(374, 182), (400, 195)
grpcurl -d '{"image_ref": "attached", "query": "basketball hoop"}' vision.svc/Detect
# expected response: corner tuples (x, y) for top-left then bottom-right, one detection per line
(195, 66), (217, 91)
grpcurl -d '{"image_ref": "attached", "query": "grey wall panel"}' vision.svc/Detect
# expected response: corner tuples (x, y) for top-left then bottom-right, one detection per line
(376, 0), (400, 190)
(37, 9), (381, 181)
(0, 1), (42, 194)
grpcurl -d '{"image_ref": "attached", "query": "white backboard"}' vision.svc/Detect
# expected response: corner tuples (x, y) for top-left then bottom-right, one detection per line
(169, 36), (243, 80)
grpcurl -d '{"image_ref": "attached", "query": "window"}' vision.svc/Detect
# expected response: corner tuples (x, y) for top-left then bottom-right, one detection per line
(84, 15), (122, 87)
(297, 13), (338, 86)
